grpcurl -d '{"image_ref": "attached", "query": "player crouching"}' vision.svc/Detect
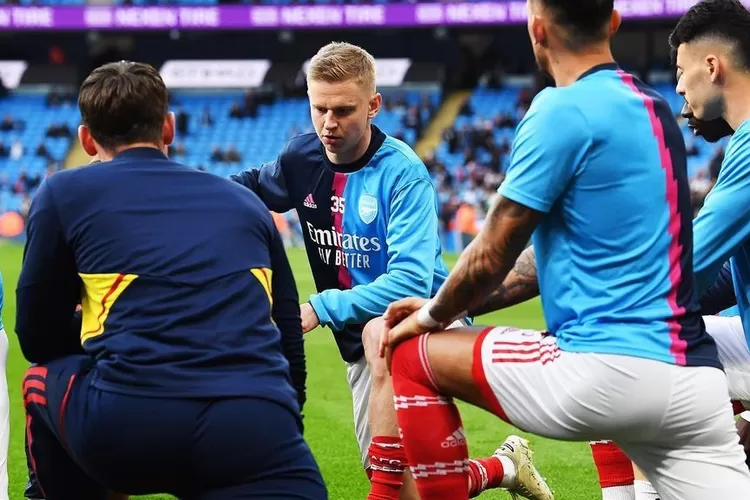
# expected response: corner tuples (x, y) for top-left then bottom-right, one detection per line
(17, 61), (324, 499)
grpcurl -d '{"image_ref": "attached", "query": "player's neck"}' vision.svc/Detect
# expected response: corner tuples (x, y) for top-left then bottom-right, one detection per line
(95, 143), (166, 162)
(722, 78), (750, 131)
(326, 125), (372, 165)
(549, 46), (615, 88)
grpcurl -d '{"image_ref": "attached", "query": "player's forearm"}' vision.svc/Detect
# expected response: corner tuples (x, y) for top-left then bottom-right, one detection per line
(429, 197), (541, 324)
(699, 262), (736, 315)
(270, 234), (307, 409)
(310, 269), (431, 330)
(468, 245), (539, 317)
(231, 159), (293, 213)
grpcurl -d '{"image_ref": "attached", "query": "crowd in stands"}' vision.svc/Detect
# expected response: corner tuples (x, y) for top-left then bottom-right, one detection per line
(0, 78), (727, 250)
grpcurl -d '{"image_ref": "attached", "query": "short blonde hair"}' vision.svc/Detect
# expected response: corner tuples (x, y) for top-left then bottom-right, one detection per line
(307, 42), (376, 93)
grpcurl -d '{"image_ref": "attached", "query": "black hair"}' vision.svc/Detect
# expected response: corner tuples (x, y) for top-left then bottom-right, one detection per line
(538, 0), (614, 49)
(669, 0), (750, 70)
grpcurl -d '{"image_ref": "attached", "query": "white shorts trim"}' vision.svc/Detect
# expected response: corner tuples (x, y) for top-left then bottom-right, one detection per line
(472, 326), (750, 500)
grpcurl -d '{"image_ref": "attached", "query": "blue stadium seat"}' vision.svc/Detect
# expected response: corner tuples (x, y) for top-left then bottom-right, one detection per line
(168, 89), (439, 177)
(0, 83), (721, 216)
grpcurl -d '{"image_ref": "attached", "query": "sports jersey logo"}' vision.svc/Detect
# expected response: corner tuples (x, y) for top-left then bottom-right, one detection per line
(303, 194), (317, 209)
(441, 428), (467, 448)
(305, 221), (382, 270)
(358, 194), (378, 224)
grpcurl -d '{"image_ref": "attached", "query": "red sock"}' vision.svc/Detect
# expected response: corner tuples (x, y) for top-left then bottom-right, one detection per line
(589, 441), (634, 489)
(367, 436), (406, 500)
(467, 456), (504, 497)
(391, 334), (470, 500)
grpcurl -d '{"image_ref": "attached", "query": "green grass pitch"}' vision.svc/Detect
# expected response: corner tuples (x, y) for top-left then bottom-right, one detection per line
(0, 243), (601, 499)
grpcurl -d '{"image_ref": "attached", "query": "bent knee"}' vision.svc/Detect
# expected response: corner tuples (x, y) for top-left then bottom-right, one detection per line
(391, 336), (432, 386)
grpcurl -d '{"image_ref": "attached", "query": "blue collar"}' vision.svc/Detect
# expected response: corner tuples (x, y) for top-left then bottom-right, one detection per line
(113, 147), (168, 161)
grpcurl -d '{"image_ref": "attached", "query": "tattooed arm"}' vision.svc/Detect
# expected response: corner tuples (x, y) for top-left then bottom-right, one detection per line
(390, 93), (589, 335)
(468, 244), (538, 317)
(427, 196), (542, 324)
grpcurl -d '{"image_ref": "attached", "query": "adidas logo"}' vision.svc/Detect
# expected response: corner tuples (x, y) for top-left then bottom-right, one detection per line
(303, 194), (317, 209)
(441, 428), (467, 448)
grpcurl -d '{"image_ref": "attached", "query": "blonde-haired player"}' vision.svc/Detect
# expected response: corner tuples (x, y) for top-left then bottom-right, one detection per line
(232, 41), (552, 500)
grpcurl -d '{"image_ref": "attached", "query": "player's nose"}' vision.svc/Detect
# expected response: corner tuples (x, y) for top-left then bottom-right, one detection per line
(675, 81), (686, 98)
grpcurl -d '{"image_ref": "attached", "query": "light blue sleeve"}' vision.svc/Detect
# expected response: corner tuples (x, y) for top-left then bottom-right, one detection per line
(693, 124), (750, 293)
(309, 179), (438, 330)
(498, 91), (591, 212)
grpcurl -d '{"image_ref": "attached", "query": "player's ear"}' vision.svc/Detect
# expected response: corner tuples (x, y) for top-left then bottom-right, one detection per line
(706, 54), (721, 84)
(163, 112), (175, 147)
(530, 15), (547, 48)
(369, 92), (382, 120)
(78, 125), (98, 157)
(609, 10), (621, 35)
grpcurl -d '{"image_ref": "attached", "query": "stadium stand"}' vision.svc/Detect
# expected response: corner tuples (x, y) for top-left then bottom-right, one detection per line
(0, 93), (75, 218)
(167, 89), (438, 174)
(0, 80), (727, 251)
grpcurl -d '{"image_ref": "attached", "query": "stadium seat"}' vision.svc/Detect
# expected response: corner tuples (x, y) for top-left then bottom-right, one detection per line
(168, 89), (439, 177)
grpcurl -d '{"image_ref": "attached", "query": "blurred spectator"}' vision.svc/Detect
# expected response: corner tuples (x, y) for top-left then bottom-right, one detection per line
(45, 90), (75, 108)
(200, 106), (214, 127)
(46, 123), (72, 138)
(442, 126), (459, 154)
(0, 141), (7, 158)
(211, 146), (225, 162)
(10, 139), (23, 161)
(686, 137), (699, 157)
(383, 96), (393, 112)
(225, 145), (242, 163)
(229, 102), (244, 119)
(420, 94), (436, 119)
(14, 171), (28, 195)
(176, 108), (189, 136)
(458, 99), (474, 117)
(35, 143), (51, 160)
(244, 90), (258, 118)
(402, 106), (422, 136)
(0, 115), (22, 132)
(691, 147), (724, 216)
(26, 172), (42, 191)
(20, 193), (31, 224)
(493, 112), (515, 129)
(455, 199), (478, 251)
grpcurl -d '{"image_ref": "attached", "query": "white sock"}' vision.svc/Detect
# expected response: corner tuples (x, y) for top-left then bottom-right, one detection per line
(498, 455), (517, 488)
(634, 479), (659, 500)
(602, 485), (635, 500)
